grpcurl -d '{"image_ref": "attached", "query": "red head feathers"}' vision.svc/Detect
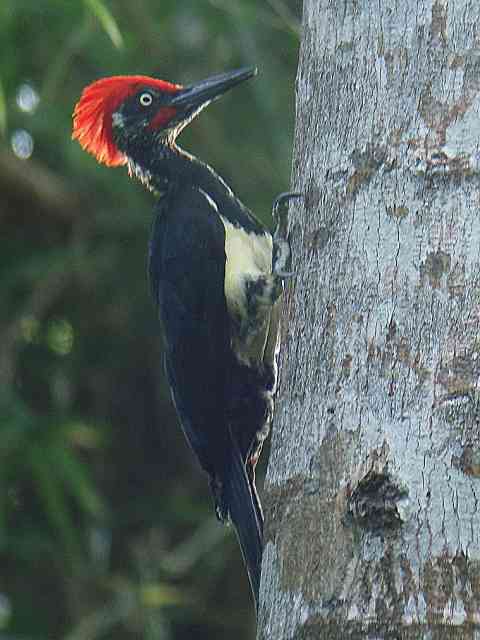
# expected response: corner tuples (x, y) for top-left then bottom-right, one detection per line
(72, 75), (180, 167)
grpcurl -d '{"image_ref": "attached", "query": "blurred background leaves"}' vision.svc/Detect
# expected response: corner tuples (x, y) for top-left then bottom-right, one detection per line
(0, 1), (300, 638)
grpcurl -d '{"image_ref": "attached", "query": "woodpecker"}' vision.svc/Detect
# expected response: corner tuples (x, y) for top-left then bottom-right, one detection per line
(72, 67), (296, 610)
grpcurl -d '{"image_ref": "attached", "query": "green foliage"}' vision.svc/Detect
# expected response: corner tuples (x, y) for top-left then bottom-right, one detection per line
(0, 79), (6, 137)
(0, 1), (300, 638)
(83, 0), (124, 49)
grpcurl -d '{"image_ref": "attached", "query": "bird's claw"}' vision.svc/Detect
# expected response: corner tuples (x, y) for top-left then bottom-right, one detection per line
(272, 191), (302, 280)
(272, 191), (303, 239)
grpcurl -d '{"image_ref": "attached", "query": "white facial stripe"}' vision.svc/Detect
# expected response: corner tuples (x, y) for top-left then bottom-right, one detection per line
(112, 111), (125, 127)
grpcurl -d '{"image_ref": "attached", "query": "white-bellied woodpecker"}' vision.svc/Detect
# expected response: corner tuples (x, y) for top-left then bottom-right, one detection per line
(72, 67), (298, 611)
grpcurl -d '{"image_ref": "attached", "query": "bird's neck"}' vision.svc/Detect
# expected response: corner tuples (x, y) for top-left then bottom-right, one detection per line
(125, 138), (219, 197)
(126, 138), (264, 232)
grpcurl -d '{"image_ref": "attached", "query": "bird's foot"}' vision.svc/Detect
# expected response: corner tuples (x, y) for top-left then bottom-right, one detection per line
(272, 191), (302, 280)
(241, 191), (303, 317)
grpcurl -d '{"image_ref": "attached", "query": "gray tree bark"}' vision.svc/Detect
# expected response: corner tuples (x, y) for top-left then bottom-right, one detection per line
(258, 1), (480, 638)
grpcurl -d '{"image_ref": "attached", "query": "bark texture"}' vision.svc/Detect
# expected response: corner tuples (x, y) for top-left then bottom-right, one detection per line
(259, 1), (480, 638)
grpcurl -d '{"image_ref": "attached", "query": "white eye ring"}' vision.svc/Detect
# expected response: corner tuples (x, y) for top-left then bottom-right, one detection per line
(139, 92), (153, 107)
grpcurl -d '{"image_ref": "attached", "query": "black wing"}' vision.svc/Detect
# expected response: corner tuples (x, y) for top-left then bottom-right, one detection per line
(148, 186), (263, 609)
(149, 186), (230, 473)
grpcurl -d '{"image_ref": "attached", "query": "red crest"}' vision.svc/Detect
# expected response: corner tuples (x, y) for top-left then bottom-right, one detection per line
(72, 75), (180, 167)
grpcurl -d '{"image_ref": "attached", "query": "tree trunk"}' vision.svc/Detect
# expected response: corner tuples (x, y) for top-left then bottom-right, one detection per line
(258, 1), (480, 638)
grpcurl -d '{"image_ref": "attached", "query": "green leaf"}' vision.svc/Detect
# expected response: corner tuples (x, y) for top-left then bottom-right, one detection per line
(28, 443), (79, 556)
(140, 582), (186, 608)
(83, 0), (124, 49)
(0, 77), (6, 137)
(0, 466), (7, 551)
(46, 317), (74, 356)
(53, 440), (106, 518)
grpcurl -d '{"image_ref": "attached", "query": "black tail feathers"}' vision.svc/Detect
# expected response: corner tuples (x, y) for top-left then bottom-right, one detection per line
(222, 435), (263, 612)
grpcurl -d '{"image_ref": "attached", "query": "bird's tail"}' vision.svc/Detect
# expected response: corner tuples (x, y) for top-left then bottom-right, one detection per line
(222, 432), (263, 612)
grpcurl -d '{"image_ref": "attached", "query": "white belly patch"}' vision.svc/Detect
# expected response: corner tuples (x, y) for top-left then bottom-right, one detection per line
(220, 216), (273, 321)
(196, 187), (273, 322)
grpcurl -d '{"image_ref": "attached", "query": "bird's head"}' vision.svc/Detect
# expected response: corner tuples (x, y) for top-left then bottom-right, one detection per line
(72, 67), (257, 167)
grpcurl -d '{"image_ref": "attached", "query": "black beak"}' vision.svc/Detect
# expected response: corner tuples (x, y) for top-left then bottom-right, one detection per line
(170, 67), (257, 110)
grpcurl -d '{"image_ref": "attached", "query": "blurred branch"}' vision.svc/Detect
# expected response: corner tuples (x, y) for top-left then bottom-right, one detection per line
(265, 0), (301, 36)
(208, 0), (300, 35)
(0, 150), (82, 224)
(0, 151), (85, 385)
(117, 0), (165, 60)
(0, 262), (72, 386)
(159, 517), (227, 576)
(64, 587), (136, 640)
(41, 19), (95, 103)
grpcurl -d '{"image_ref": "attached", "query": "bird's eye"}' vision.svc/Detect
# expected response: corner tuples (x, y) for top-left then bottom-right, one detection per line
(139, 92), (153, 107)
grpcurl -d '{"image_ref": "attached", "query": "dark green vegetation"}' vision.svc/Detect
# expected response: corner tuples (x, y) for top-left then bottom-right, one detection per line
(0, 1), (299, 638)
